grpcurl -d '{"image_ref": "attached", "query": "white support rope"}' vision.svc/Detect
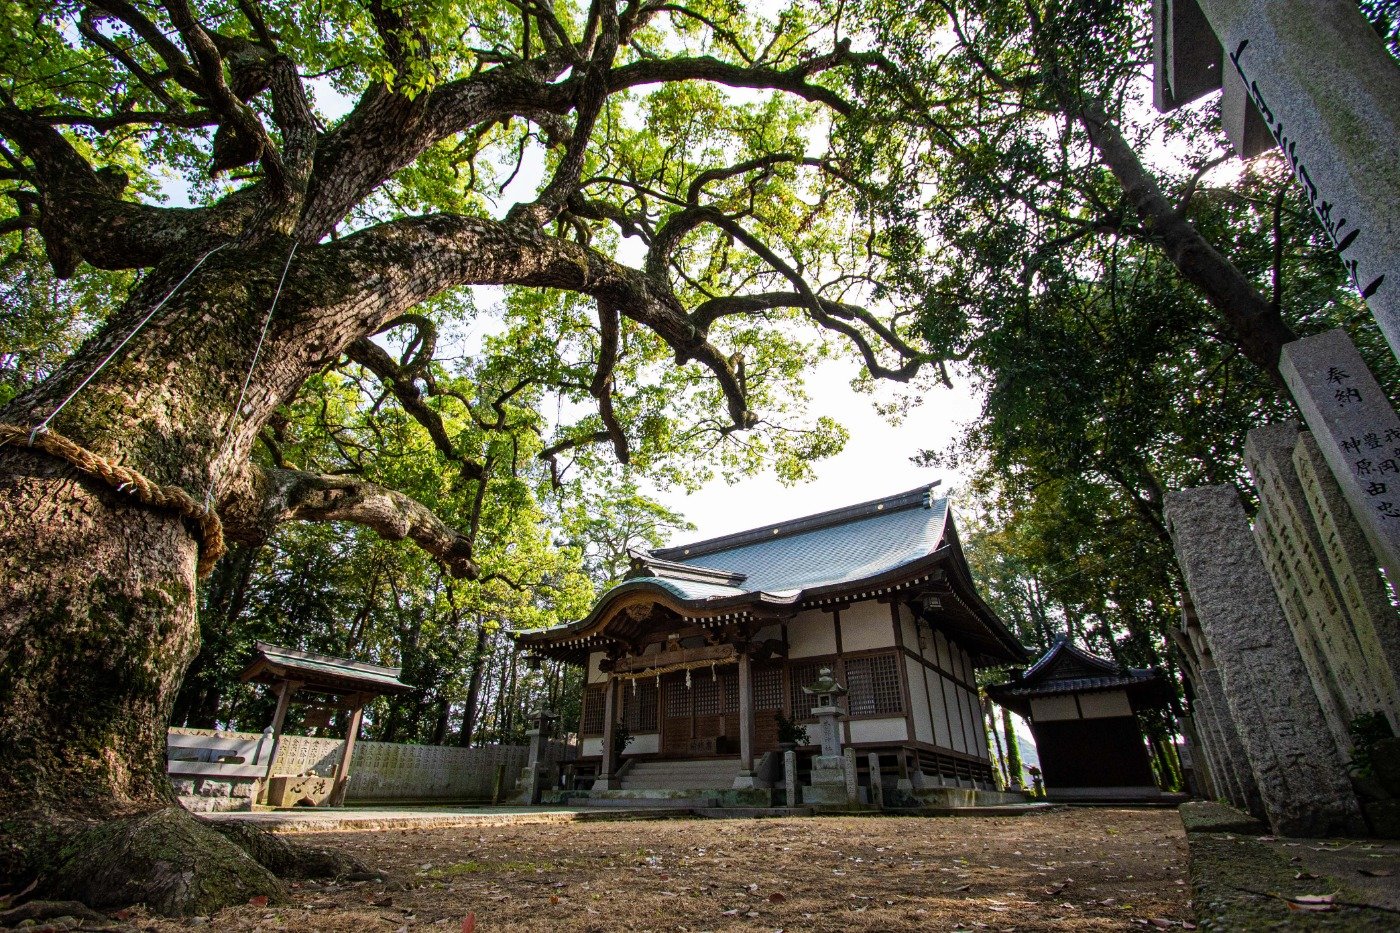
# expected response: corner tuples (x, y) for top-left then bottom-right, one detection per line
(30, 242), (230, 444)
(206, 239), (298, 507)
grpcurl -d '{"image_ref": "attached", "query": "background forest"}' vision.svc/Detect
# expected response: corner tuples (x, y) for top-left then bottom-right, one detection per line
(2, 0), (1397, 755)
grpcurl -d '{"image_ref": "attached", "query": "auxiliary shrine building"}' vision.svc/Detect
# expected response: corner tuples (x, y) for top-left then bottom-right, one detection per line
(517, 484), (1027, 792)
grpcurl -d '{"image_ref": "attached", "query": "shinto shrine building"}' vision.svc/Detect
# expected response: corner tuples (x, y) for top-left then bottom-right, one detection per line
(516, 484), (1027, 793)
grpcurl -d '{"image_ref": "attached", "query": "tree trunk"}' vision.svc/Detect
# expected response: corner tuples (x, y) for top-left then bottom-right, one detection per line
(457, 620), (491, 747)
(1001, 706), (1024, 788)
(0, 238), (418, 905)
(985, 696), (1010, 789)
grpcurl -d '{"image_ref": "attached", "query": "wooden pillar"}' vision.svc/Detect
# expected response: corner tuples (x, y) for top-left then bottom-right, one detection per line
(258, 679), (301, 802)
(331, 695), (365, 807)
(598, 675), (617, 787)
(737, 651), (755, 773)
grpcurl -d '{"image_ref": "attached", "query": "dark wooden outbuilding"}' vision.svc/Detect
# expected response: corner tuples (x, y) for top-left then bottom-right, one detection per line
(987, 638), (1172, 801)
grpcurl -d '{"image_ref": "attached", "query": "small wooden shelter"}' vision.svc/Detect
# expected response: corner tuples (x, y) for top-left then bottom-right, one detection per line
(986, 638), (1172, 801)
(240, 642), (412, 806)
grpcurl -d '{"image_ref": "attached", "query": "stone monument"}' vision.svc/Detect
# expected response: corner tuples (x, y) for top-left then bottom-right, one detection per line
(1165, 486), (1366, 837)
(515, 708), (557, 805)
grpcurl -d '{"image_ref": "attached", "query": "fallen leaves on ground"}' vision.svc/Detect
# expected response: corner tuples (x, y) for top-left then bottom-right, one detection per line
(137, 809), (1188, 931)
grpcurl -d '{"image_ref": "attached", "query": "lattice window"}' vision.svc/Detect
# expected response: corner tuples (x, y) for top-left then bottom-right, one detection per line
(621, 679), (658, 732)
(846, 653), (903, 716)
(693, 675), (720, 716)
(580, 686), (605, 736)
(665, 676), (690, 717)
(787, 659), (827, 721)
(721, 667), (739, 712)
(754, 667), (783, 710)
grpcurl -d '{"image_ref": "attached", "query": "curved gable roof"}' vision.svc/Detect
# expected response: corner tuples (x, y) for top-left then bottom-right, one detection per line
(646, 485), (948, 595)
(517, 483), (1026, 664)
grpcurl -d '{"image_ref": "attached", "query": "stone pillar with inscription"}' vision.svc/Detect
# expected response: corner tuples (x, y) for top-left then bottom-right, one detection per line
(1155, 1), (1400, 356)
(1197, 665), (1266, 818)
(1175, 622), (1263, 814)
(1280, 329), (1400, 597)
(1245, 423), (1379, 753)
(1293, 432), (1400, 732)
(1166, 485), (1366, 836)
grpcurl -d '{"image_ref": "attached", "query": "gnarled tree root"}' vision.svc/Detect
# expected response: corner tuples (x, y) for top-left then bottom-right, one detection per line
(4, 806), (377, 919)
(38, 808), (285, 917)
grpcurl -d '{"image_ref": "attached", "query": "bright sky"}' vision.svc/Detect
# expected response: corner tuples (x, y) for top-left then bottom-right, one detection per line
(649, 365), (982, 545)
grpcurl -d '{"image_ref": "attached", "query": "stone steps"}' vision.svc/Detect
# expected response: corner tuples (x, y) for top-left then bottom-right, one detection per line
(620, 759), (739, 791)
(585, 795), (718, 808)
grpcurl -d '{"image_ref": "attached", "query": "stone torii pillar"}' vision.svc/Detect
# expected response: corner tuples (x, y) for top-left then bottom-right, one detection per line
(1153, 0), (1400, 357)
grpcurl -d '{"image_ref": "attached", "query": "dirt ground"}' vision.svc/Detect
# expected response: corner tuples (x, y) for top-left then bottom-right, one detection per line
(150, 808), (1191, 931)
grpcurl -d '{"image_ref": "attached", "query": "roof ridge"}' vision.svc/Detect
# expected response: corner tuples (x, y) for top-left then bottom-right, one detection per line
(624, 549), (748, 586)
(253, 640), (402, 678)
(652, 481), (944, 562)
(1020, 638), (1122, 682)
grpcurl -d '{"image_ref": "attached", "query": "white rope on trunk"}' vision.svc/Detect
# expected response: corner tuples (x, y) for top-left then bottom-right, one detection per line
(29, 242), (230, 444)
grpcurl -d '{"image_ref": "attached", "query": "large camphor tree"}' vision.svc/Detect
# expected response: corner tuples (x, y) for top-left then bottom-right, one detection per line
(0, 0), (938, 910)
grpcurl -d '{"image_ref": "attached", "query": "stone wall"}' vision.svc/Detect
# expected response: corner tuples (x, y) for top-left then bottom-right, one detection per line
(169, 728), (540, 804)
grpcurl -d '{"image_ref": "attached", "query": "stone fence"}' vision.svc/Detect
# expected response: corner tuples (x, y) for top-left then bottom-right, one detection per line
(168, 727), (575, 811)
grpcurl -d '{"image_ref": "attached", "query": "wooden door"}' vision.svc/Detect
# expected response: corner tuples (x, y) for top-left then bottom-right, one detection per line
(659, 667), (742, 757)
(661, 672), (692, 757)
(753, 665), (784, 754)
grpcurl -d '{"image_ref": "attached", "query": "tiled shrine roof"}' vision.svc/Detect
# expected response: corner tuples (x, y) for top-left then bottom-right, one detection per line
(517, 483), (1026, 664)
(986, 637), (1171, 715)
(241, 641), (413, 696)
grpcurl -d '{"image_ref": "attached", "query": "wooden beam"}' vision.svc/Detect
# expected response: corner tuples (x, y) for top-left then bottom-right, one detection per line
(259, 678), (302, 801)
(599, 676), (617, 783)
(330, 694), (366, 807)
(611, 642), (737, 675)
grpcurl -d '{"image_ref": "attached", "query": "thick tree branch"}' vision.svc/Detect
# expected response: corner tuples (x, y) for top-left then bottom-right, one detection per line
(606, 42), (865, 114)
(224, 465), (479, 578)
(162, 0), (289, 188)
(0, 102), (254, 273)
(344, 336), (487, 480)
(315, 212), (753, 429)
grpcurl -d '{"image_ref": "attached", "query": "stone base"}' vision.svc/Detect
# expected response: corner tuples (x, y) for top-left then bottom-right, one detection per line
(171, 775), (260, 813)
(1046, 786), (1172, 802)
(731, 771), (756, 790)
(178, 794), (254, 813)
(801, 783), (849, 806)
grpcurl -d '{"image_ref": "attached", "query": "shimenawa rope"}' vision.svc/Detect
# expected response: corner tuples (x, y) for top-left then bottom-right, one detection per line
(0, 239), (295, 578)
(0, 423), (225, 576)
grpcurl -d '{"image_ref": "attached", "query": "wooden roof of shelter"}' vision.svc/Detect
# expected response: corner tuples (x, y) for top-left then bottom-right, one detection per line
(240, 642), (413, 697)
(515, 483), (1028, 666)
(985, 637), (1172, 717)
